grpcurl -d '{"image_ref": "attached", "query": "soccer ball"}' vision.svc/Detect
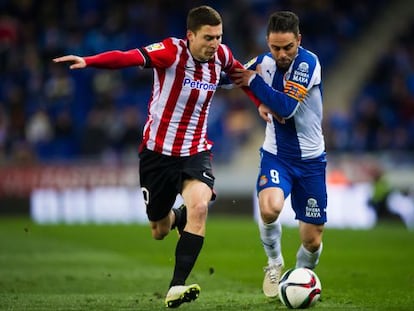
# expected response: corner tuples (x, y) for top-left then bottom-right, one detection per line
(278, 267), (322, 309)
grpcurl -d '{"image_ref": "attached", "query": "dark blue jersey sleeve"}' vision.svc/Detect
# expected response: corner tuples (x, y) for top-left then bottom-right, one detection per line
(249, 74), (299, 118)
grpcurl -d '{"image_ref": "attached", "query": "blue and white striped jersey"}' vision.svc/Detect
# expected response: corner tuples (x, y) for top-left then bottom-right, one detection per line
(246, 46), (325, 160)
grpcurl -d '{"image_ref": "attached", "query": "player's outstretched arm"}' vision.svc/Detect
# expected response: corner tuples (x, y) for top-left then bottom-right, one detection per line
(53, 55), (86, 70)
(55, 50), (145, 69)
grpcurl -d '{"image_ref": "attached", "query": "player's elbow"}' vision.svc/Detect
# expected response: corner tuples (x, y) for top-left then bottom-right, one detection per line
(280, 103), (300, 119)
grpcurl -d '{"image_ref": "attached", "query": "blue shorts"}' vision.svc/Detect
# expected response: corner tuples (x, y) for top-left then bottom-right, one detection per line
(257, 149), (327, 224)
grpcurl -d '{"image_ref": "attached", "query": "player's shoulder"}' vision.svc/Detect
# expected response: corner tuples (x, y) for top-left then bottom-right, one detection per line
(168, 37), (184, 46)
(217, 43), (233, 58)
(260, 52), (276, 66)
(288, 47), (321, 86)
(142, 37), (180, 68)
(294, 47), (320, 70)
(161, 37), (184, 51)
(244, 52), (273, 69)
(144, 37), (177, 53)
(216, 43), (235, 68)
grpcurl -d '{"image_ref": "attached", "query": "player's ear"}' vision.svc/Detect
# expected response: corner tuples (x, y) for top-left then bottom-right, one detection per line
(297, 33), (302, 45)
(187, 30), (194, 41)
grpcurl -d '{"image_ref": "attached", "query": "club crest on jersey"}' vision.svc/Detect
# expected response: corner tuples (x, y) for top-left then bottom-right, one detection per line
(259, 175), (268, 187)
(297, 62), (309, 73)
(145, 42), (165, 52)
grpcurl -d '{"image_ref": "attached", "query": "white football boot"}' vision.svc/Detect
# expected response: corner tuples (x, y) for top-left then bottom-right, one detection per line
(165, 284), (200, 308)
(263, 264), (283, 297)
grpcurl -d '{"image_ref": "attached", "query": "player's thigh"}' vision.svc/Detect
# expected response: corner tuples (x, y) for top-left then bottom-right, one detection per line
(141, 177), (177, 222)
(182, 179), (211, 235)
(256, 150), (292, 199)
(182, 179), (211, 215)
(181, 150), (215, 198)
(258, 187), (285, 215)
(139, 149), (179, 221)
(291, 170), (327, 224)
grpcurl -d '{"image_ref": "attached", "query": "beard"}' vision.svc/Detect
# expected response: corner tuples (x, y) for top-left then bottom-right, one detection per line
(276, 58), (292, 70)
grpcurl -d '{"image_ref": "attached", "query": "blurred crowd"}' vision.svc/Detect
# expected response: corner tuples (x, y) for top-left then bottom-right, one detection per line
(325, 20), (414, 153)
(3, 0), (408, 167)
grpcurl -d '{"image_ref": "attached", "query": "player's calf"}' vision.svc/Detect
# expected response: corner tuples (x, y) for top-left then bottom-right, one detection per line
(171, 204), (187, 235)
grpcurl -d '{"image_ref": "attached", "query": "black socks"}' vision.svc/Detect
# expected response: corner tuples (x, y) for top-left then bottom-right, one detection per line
(169, 231), (204, 287)
(171, 205), (187, 234)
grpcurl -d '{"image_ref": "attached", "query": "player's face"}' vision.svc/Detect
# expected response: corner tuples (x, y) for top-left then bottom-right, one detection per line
(267, 32), (301, 70)
(187, 24), (222, 62)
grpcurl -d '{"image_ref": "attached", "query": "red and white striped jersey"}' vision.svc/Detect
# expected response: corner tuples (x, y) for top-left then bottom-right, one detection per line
(140, 37), (242, 156)
(84, 37), (259, 157)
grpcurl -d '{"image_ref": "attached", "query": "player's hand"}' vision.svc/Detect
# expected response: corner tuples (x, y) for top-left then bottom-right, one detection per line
(53, 55), (86, 69)
(231, 64), (263, 87)
(230, 68), (256, 87)
(258, 104), (286, 124)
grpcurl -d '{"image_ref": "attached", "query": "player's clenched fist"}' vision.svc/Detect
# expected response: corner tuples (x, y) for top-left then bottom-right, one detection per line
(53, 55), (86, 69)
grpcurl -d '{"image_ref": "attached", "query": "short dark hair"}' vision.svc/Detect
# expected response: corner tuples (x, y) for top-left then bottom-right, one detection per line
(187, 5), (222, 33)
(267, 11), (300, 37)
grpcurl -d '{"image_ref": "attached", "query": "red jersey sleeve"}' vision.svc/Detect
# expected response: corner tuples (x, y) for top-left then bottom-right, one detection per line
(230, 60), (262, 108)
(84, 49), (146, 69)
(141, 38), (177, 68)
(218, 45), (262, 107)
(83, 37), (177, 69)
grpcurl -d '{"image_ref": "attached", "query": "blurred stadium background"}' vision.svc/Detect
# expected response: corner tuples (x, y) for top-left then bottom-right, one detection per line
(0, 0), (413, 228)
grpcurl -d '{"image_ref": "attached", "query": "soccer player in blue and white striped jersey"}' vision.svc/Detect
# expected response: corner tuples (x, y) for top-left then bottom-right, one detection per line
(231, 11), (327, 298)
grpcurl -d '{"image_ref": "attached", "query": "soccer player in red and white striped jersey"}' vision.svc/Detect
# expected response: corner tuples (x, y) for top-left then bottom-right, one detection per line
(54, 5), (261, 309)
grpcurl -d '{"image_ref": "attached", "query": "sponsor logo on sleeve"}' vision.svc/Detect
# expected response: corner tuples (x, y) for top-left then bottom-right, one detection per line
(145, 42), (165, 52)
(243, 57), (257, 69)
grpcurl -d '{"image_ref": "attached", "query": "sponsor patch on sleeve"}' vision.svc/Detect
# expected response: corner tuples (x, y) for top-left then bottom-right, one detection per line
(243, 57), (257, 69)
(145, 42), (165, 52)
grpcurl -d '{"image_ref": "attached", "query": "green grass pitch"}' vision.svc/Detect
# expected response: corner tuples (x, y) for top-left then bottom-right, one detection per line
(0, 216), (413, 310)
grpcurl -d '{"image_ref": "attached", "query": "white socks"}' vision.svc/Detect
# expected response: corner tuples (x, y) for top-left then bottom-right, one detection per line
(259, 218), (323, 269)
(259, 218), (284, 266)
(296, 242), (323, 269)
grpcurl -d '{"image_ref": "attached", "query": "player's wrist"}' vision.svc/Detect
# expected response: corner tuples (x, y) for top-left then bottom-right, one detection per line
(247, 73), (257, 86)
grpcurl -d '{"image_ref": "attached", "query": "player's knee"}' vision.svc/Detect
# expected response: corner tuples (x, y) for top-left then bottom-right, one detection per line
(193, 202), (208, 218)
(186, 202), (208, 231)
(260, 205), (281, 223)
(151, 227), (169, 240)
(152, 231), (168, 240)
(259, 193), (283, 223)
(302, 236), (322, 252)
(304, 241), (321, 253)
(200, 202), (208, 216)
